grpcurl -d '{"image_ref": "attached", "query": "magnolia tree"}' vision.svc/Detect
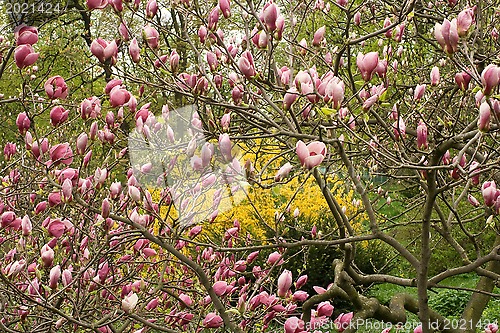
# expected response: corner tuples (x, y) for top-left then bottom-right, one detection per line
(1, 0), (500, 332)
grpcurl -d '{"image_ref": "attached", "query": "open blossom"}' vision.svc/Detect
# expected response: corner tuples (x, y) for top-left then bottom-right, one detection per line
(122, 292), (138, 313)
(50, 106), (69, 126)
(296, 140), (327, 169)
(90, 38), (118, 65)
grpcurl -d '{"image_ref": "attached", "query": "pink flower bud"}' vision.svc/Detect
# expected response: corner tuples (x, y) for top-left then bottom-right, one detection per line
(284, 317), (304, 333)
(129, 38), (141, 63)
(49, 143), (73, 166)
(45, 76), (68, 100)
(468, 194), (480, 207)
(283, 88), (298, 110)
(218, 133), (232, 161)
(334, 312), (354, 332)
(198, 26), (208, 43)
(457, 7), (475, 37)
(219, 0), (230, 18)
(292, 291), (309, 302)
(413, 84), (426, 101)
(455, 71), (472, 91)
(49, 265), (61, 289)
(14, 44), (39, 69)
(119, 22), (129, 41)
(128, 185), (141, 202)
(354, 12), (361, 26)
(277, 269), (292, 297)
(109, 86), (131, 107)
(262, 2), (278, 31)
(267, 251), (282, 265)
(416, 120), (428, 149)
(62, 179), (73, 202)
(4, 142), (16, 160)
(21, 215), (32, 236)
(221, 112), (231, 131)
(481, 64), (500, 96)
(143, 25), (159, 49)
(213, 280), (228, 296)
(146, 0), (158, 18)
(169, 50), (179, 72)
(101, 198), (111, 218)
(356, 52), (379, 81)
(478, 101), (491, 132)
(482, 181), (497, 207)
(76, 133), (88, 155)
(275, 162), (293, 181)
(238, 51), (256, 79)
(430, 66), (440, 86)
(312, 26), (326, 47)
(41, 244), (54, 267)
(16, 112), (30, 134)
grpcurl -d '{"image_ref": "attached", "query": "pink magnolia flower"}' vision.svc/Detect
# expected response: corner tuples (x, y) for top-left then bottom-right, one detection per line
(277, 269), (292, 297)
(296, 140), (327, 169)
(49, 143), (73, 166)
(393, 118), (406, 140)
(414, 325), (423, 333)
(50, 106), (69, 126)
(284, 316), (304, 333)
(485, 323), (499, 333)
(45, 76), (68, 100)
(203, 312), (223, 328)
(143, 25), (159, 49)
(80, 96), (101, 119)
(213, 280), (228, 296)
(334, 312), (354, 332)
(312, 26), (326, 47)
(478, 101), (491, 132)
(283, 88), (298, 110)
(457, 7), (475, 37)
(238, 51), (256, 79)
(14, 25), (38, 45)
(275, 162), (293, 181)
(41, 244), (54, 267)
(14, 44), (39, 69)
(482, 181), (497, 207)
(218, 133), (232, 161)
(430, 66), (440, 86)
(481, 64), (500, 96)
(49, 265), (61, 289)
(16, 112), (30, 134)
(129, 38), (141, 63)
(90, 38), (118, 65)
(317, 301), (334, 317)
(434, 18), (459, 54)
(416, 120), (428, 149)
(414, 84), (426, 101)
(267, 251), (282, 265)
(109, 86), (131, 107)
(146, 0), (158, 18)
(219, 0), (230, 18)
(4, 142), (17, 160)
(122, 292), (138, 313)
(292, 291), (309, 302)
(356, 52), (379, 81)
(262, 2), (278, 31)
(296, 275), (308, 289)
(87, 0), (108, 9)
(455, 71), (472, 91)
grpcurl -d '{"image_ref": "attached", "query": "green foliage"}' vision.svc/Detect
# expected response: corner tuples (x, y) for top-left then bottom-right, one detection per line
(428, 289), (471, 319)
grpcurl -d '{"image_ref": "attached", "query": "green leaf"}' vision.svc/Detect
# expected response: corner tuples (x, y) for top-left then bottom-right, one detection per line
(272, 185), (281, 196)
(319, 107), (336, 116)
